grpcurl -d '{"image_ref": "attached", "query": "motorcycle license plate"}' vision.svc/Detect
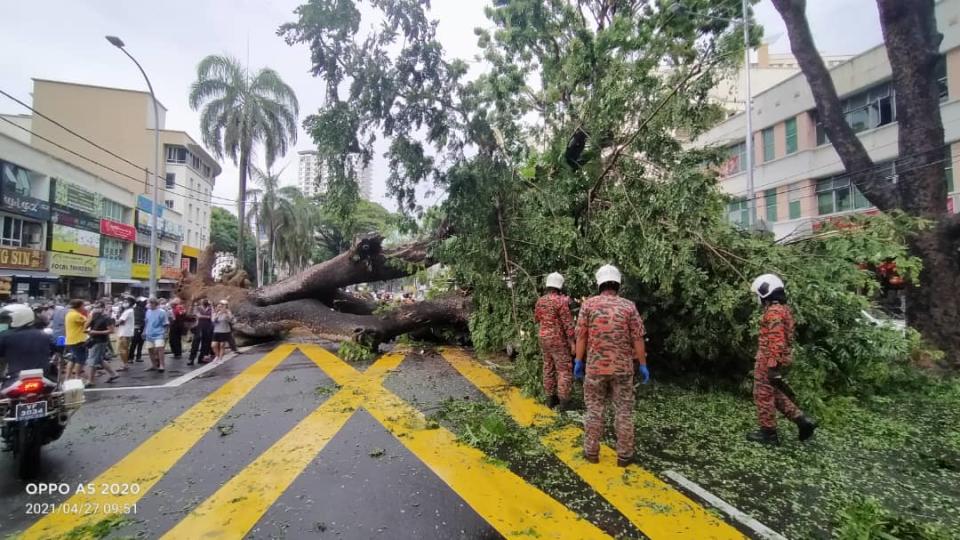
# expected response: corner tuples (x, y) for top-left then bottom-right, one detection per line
(15, 401), (47, 421)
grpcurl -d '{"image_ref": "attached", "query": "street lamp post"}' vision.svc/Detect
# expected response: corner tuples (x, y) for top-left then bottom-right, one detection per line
(106, 35), (160, 298)
(670, 2), (756, 228)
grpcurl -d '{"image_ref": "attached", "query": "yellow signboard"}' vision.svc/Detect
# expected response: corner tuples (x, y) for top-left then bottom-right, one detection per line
(181, 245), (201, 258)
(49, 252), (98, 278)
(131, 263), (151, 280)
(51, 224), (100, 257)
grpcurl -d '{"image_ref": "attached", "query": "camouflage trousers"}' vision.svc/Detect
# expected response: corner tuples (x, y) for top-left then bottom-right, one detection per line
(583, 373), (635, 460)
(753, 362), (801, 429)
(541, 340), (573, 401)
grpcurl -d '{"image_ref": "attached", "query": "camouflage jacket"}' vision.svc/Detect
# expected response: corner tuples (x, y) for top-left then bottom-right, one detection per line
(757, 303), (795, 369)
(534, 293), (574, 345)
(575, 294), (645, 376)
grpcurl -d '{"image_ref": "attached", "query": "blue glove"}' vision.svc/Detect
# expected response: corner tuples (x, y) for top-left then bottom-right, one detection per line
(573, 359), (585, 380)
(636, 364), (650, 384)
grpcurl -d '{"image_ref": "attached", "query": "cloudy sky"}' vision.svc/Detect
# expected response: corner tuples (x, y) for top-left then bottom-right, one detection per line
(0, 0), (883, 213)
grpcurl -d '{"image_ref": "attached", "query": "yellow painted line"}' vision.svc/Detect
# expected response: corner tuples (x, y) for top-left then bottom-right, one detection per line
(22, 344), (298, 540)
(161, 348), (405, 539)
(300, 346), (610, 540)
(439, 348), (747, 540)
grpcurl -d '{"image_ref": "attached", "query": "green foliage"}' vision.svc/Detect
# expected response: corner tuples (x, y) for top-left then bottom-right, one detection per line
(62, 515), (130, 539)
(836, 497), (955, 540)
(337, 340), (375, 362)
(431, 397), (543, 458)
(209, 207), (256, 277)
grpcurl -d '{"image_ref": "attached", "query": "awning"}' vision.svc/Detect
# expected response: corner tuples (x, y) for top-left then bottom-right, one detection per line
(1, 271), (60, 280)
(95, 278), (143, 284)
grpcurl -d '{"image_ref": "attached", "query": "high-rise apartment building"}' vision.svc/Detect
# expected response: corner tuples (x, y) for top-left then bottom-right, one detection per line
(298, 149), (373, 201)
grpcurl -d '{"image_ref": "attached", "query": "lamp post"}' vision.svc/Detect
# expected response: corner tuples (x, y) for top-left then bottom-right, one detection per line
(669, 2), (756, 229)
(106, 35), (160, 298)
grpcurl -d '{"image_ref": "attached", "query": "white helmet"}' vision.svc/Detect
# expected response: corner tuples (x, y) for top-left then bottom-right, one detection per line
(595, 264), (622, 287)
(751, 273), (785, 300)
(0, 304), (35, 328)
(545, 272), (564, 290)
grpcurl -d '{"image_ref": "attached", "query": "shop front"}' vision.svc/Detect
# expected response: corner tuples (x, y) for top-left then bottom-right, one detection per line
(181, 244), (201, 274)
(0, 246), (57, 302)
(98, 258), (139, 298)
(49, 251), (99, 299)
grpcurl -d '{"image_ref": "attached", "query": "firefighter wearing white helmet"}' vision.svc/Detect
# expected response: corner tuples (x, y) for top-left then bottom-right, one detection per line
(534, 272), (575, 410)
(574, 265), (648, 467)
(746, 273), (817, 445)
(0, 303), (56, 382)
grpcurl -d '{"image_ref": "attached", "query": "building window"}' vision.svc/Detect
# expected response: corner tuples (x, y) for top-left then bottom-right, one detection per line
(100, 238), (125, 261)
(202, 164), (211, 178)
(936, 55), (948, 102)
(765, 188), (778, 223)
(784, 117), (798, 155)
(134, 245), (151, 264)
(788, 182), (803, 219)
(166, 173), (176, 189)
(727, 198), (749, 228)
(723, 141), (747, 175)
(2, 216), (23, 247)
(165, 200), (175, 210)
(166, 146), (187, 164)
(160, 250), (177, 267)
(762, 128), (775, 162)
(816, 177), (872, 215)
(102, 199), (126, 222)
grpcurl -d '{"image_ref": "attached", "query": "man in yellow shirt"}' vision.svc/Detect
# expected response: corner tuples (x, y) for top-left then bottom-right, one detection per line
(64, 299), (88, 380)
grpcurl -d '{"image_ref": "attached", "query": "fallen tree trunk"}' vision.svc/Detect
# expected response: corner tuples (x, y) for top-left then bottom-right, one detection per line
(180, 233), (468, 346)
(249, 233), (433, 306)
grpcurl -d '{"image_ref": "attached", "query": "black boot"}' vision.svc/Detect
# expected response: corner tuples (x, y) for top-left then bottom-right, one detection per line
(746, 427), (780, 445)
(545, 395), (559, 409)
(557, 399), (571, 412)
(583, 452), (599, 464)
(617, 456), (633, 468)
(794, 415), (817, 441)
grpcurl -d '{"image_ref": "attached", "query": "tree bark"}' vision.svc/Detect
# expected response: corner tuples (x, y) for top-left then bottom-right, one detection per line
(249, 233), (433, 306)
(773, 0), (960, 360)
(237, 147), (250, 266)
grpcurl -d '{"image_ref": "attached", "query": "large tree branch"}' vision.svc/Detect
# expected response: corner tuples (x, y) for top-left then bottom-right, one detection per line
(772, 0), (899, 211)
(249, 233), (433, 306)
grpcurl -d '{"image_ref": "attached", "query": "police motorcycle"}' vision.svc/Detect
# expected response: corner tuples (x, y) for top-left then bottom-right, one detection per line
(0, 304), (84, 478)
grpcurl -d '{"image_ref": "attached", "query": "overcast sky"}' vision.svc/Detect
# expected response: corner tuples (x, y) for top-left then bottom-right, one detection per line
(0, 0), (883, 214)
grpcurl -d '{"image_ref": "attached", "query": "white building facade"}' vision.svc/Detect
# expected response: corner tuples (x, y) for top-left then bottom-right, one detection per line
(297, 149), (373, 201)
(692, 0), (960, 241)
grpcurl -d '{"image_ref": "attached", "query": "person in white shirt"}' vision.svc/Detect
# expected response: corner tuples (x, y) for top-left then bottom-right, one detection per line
(115, 297), (136, 371)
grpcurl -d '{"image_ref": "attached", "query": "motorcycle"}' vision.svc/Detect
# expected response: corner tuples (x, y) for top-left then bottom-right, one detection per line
(1, 352), (84, 478)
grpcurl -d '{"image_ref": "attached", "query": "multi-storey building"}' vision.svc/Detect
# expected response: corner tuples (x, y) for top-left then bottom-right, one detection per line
(692, 0), (960, 241)
(298, 149), (374, 201)
(0, 79), (220, 299)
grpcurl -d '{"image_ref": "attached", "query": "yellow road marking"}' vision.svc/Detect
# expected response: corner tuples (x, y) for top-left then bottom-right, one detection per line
(22, 344), (298, 540)
(440, 348), (747, 540)
(300, 346), (610, 540)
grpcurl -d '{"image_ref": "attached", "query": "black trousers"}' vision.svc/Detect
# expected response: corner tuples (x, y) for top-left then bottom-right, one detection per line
(189, 324), (213, 361)
(129, 327), (145, 361)
(169, 324), (184, 357)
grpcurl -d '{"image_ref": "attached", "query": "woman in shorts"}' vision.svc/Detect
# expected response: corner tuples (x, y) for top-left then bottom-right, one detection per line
(211, 300), (234, 362)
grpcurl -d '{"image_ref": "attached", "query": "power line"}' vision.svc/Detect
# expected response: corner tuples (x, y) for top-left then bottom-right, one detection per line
(0, 88), (238, 204)
(0, 115), (238, 206)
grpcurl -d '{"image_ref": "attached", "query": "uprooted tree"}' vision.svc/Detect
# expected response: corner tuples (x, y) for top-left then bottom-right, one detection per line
(182, 0), (944, 407)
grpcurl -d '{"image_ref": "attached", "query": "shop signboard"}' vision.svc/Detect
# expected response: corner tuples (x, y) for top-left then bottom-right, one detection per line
(0, 160), (50, 221)
(131, 263), (150, 280)
(160, 219), (183, 241)
(52, 178), (101, 216)
(0, 246), (46, 270)
(51, 224), (100, 257)
(100, 258), (132, 280)
(137, 195), (164, 218)
(181, 245), (201, 258)
(161, 266), (182, 280)
(0, 277), (11, 296)
(50, 208), (100, 233)
(100, 219), (137, 242)
(136, 210), (165, 233)
(49, 252), (98, 278)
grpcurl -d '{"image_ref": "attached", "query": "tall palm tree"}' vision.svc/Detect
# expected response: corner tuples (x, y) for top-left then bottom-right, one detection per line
(248, 166), (284, 284)
(188, 55), (299, 264)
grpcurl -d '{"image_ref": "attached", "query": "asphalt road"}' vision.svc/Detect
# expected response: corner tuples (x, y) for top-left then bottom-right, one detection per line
(0, 342), (754, 540)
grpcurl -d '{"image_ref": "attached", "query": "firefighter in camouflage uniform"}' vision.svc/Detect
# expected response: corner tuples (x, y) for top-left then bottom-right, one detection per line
(534, 272), (575, 410)
(574, 265), (649, 467)
(747, 274), (817, 445)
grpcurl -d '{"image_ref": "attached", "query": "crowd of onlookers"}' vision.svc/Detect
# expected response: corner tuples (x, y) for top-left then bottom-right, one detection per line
(2, 295), (236, 387)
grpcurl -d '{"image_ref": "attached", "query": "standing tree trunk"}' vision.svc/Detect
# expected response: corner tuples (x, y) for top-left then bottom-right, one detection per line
(772, 0), (960, 361)
(237, 147), (250, 267)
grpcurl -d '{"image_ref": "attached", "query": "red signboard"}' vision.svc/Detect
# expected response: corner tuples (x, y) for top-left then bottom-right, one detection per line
(100, 219), (136, 242)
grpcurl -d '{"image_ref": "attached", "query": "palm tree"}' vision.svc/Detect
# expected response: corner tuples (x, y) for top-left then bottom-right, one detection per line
(188, 55), (298, 264)
(248, 166), (284, 284)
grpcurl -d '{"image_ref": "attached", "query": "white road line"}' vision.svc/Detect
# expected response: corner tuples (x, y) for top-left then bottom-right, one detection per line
(663, 470), (789, 540)
(84, 347), (253, 393)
